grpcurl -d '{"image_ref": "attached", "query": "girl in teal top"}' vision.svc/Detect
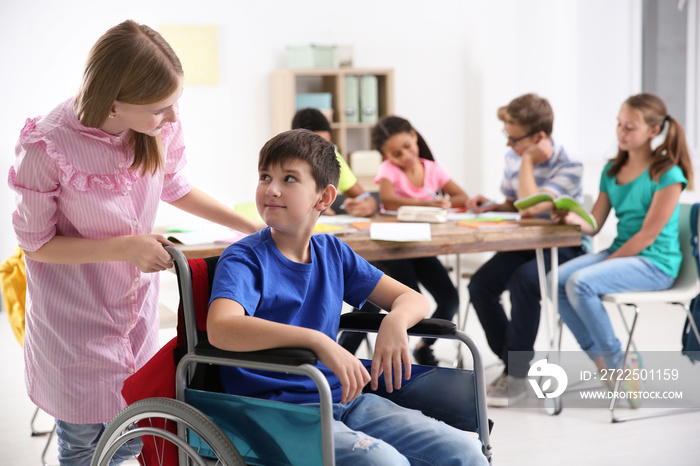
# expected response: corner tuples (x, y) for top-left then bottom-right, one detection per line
(554, 94), (693, 403)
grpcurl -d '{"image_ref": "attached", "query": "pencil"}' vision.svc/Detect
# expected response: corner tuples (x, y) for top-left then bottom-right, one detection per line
(466, 199), (495, 213)
(340, 191), (371, 210)
(423, 187), (441, 200)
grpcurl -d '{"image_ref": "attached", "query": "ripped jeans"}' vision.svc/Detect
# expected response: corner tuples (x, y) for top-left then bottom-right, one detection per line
(330, 394), (487, 465)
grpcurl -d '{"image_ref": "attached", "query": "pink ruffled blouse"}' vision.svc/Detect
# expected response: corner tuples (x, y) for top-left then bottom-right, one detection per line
(8, 98), (193, 422)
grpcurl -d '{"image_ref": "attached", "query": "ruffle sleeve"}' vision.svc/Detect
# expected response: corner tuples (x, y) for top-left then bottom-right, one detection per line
(10, 118), (61, 251)
(17, 117), (140, 193)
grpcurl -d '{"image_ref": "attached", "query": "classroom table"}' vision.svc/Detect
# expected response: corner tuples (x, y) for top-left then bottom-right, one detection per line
(172, 217), (581, 346)
(172, 217), (581, 261)
(171, 217), (580, 413)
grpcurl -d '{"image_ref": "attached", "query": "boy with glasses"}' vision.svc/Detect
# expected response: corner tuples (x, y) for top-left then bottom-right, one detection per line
(465, 93), (585, 407)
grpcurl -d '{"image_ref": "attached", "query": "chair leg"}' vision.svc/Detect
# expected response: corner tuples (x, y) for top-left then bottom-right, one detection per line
(42, 425), (56, 466)
(31, 406), (53, 437)
(609, 302), (700, 422)
(610, 303), (639, 422)
(676, 301), (700, 346)
(31, 407), (57, 466)
(614, 303), (638, 354)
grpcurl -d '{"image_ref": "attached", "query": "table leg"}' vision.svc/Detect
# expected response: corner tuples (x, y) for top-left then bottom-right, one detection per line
(536, 247), (565, 415)
(535, 247), (560, 350)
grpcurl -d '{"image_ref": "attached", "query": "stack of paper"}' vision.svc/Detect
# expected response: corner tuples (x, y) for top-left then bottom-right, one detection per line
(369, 223), (431, 242)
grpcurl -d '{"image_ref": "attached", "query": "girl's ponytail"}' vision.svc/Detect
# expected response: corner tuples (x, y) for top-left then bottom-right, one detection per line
(415, 131), (435, 161)
(651, 115), (694, 190)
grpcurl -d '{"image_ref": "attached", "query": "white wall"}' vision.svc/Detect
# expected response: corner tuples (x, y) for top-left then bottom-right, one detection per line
(2, 0), (693, 260)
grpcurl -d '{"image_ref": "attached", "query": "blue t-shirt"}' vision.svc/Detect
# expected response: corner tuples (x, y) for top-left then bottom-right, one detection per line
(209, 227), (383, 404)
(600, 162), (687, 277)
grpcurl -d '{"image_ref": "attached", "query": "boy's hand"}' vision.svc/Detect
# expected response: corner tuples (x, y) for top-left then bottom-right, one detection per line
(315, 338), (370, 404)
(466, 194), (497, 214)
(371, 313), (412, 393)
(521, 137), (553, 165)
(342, 195), (378, 217)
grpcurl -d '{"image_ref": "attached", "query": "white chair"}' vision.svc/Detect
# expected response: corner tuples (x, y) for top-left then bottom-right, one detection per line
(602, 203), (700, 422)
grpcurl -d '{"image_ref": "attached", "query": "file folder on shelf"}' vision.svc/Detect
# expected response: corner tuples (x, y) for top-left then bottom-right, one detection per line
(360, 75), (378, 124)
(344, 75), (360, 124)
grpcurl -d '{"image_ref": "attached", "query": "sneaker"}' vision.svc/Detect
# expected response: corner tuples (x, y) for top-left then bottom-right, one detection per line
(618, 352), (643, 409)
(413, 346), (439, 366)
(486, 372), (526, 407)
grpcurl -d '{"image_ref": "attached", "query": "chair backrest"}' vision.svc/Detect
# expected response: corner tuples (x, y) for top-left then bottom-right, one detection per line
(674, 203), (700, 290)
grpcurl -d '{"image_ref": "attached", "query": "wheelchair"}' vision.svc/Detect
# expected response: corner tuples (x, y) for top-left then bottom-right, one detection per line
(91, 246), (493, 465)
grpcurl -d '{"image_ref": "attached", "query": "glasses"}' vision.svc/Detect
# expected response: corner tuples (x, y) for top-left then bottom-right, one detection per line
(503, 130), (536, 147)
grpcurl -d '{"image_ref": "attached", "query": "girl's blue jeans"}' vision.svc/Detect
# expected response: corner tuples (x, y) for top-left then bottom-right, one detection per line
(55, 418), (140, 466)
(555, 250), (674, 370)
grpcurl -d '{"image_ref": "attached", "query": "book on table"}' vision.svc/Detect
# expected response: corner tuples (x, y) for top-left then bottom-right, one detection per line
(513, 193), (597, 230)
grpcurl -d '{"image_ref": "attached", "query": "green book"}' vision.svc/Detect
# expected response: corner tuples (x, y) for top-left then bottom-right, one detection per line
(514, 193), (597, 230)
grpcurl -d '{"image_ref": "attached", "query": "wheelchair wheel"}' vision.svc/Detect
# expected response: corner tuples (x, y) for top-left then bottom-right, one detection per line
(91, 397), (245, 466)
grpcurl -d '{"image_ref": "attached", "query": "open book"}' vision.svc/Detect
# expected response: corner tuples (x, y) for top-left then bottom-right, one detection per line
(514, 193), (597, 230)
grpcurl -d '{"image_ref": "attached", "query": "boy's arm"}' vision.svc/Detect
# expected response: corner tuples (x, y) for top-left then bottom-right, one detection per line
(207, 297), (370, 404)
(365, 275), (430, 393)
(518, 138), (559, 217)
(466, 195), (516, 214)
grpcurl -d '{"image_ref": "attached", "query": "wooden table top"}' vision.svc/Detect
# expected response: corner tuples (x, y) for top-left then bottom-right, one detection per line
(173, 217), (581, 261)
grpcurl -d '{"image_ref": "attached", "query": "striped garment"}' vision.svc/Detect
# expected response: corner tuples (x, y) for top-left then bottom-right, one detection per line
(8, 98), (193, 423)
(500, 142), (583, 205)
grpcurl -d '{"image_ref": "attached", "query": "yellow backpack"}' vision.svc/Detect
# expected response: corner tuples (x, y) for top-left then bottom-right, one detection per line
(0, 247), (26, 346)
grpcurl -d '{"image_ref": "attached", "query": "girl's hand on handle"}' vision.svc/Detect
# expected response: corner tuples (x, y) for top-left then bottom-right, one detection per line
(123, 234), (175, 273)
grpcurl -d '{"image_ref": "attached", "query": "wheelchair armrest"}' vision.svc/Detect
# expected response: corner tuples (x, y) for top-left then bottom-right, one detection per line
(194, 341), (318, 366)
(339, 312), (456, 336)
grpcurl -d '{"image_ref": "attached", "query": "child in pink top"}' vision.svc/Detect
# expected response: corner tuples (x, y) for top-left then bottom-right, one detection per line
(372, 116), (469, 365)
(373, 117), (468, 211)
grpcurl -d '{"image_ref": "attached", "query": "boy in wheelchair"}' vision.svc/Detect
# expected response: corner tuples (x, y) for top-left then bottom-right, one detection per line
(206, 129), (488, 465)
